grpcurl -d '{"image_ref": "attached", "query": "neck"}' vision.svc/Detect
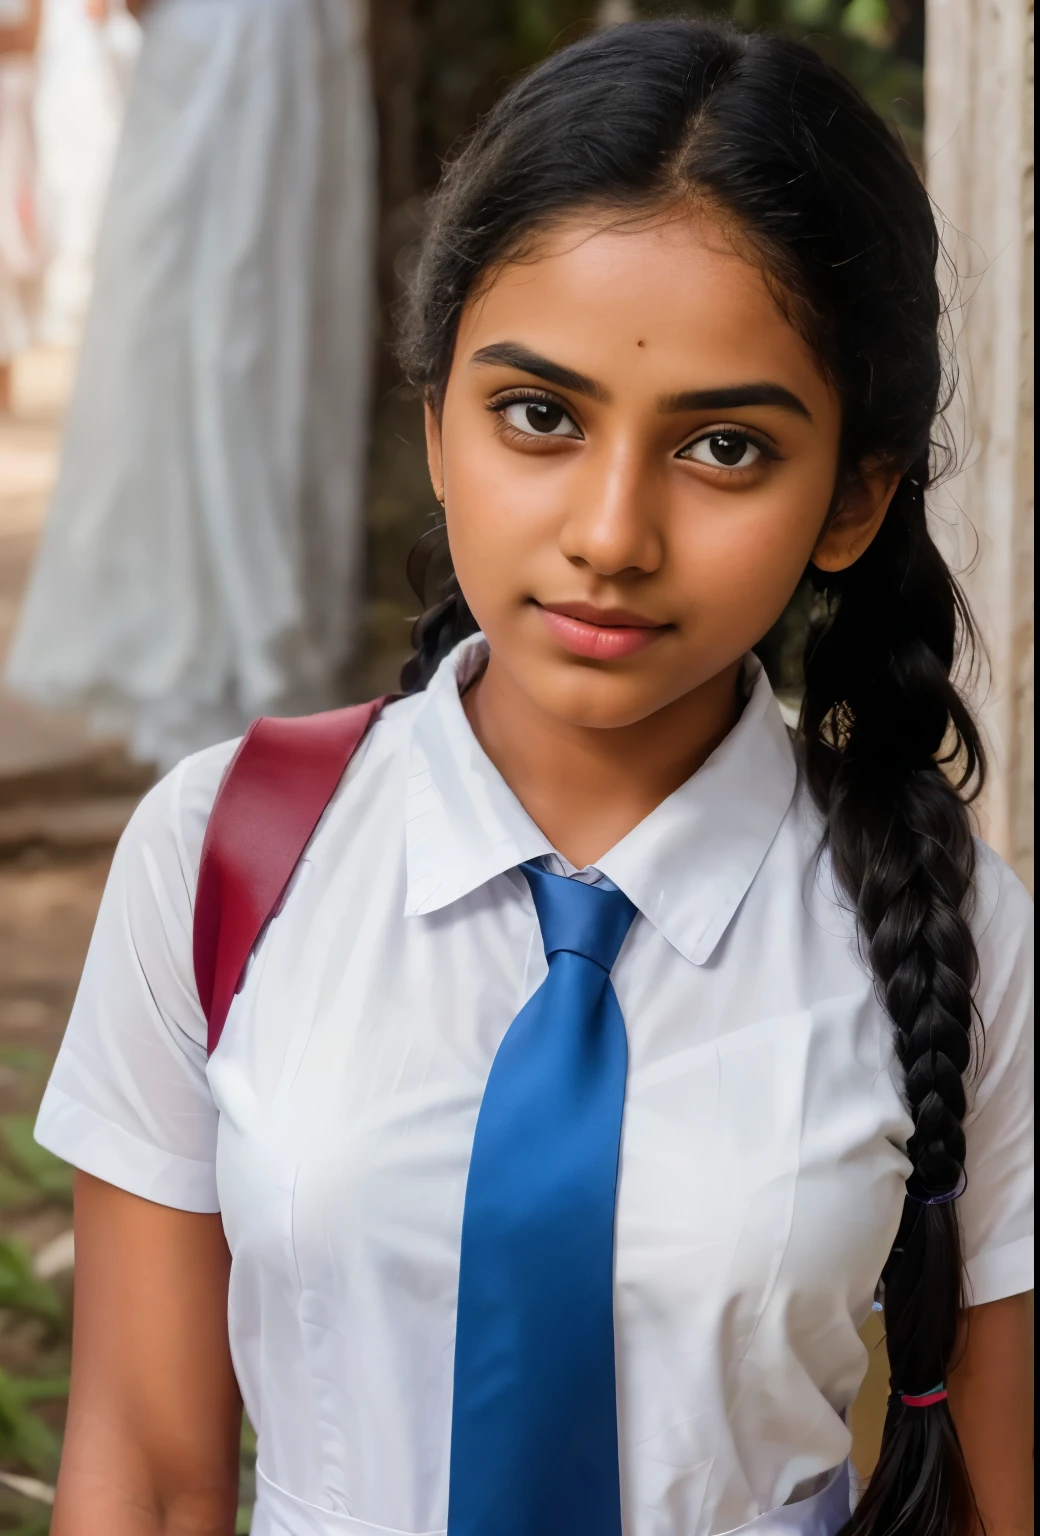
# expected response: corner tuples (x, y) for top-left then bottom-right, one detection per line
(462, 654), (743, 868)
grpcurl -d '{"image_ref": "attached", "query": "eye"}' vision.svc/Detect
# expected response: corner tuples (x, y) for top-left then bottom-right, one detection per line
(680, 431), (762, 469)
(500, 399), (581, 438)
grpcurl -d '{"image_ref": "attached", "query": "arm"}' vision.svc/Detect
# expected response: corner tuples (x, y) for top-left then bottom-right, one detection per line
(949, 1292), (1034, 1536)
(51, 1173), (242, 1536)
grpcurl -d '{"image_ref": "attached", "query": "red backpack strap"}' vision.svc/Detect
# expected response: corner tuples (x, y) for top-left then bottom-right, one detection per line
(193, 698), (390, 1055)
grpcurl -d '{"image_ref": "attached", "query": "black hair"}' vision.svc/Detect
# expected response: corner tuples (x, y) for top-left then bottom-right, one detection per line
(398, 20), (985, 1532)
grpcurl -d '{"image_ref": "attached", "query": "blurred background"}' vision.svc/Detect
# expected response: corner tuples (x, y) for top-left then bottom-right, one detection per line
(0, 0), (1031, 1528)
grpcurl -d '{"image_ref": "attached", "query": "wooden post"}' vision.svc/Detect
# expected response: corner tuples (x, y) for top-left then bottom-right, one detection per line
(925, 0), (1034, 890)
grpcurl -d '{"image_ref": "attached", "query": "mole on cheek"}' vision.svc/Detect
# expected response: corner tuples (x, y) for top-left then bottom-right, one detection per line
(637, 339), (646, 348)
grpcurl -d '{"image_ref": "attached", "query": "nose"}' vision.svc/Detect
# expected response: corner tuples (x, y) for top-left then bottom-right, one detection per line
(557, 439), (664, 577)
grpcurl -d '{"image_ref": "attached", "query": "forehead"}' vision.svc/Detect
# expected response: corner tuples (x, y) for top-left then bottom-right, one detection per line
(456, 212), (831, 405)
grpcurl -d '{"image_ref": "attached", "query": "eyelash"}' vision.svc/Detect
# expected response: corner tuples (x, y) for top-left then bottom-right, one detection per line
(677, 426), (780, 469)
(487, 388), (780, 468)
(487, 388), (578, 441)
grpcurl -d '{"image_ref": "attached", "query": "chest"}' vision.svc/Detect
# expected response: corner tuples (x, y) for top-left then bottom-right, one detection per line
(208, 843), (913, 1340)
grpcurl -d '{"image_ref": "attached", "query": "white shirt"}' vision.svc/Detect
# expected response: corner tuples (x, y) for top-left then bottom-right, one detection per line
(36, 637), (1033, 1536)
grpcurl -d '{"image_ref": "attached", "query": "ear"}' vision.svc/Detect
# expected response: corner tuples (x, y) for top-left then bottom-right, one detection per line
(424, 400), (445, 505)
(812, 462), (903, 573)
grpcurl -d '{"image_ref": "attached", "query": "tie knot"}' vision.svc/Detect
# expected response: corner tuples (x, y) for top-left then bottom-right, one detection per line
(521, 862), (637, 973)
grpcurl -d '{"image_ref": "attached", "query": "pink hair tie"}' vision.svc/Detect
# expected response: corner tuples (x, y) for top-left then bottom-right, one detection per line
(899, 1384), (948, 1408)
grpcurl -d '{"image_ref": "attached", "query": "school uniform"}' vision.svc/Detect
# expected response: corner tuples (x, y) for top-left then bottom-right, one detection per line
(35, 635), (1033, 1536)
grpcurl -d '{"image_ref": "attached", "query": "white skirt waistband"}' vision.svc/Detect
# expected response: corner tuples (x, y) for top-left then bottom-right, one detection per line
(251, 1461), (852, 1536)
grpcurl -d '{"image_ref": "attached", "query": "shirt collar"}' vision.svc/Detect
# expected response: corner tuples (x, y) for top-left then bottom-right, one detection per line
(404, 635), (798, 965)
(404, 637), (554, 917)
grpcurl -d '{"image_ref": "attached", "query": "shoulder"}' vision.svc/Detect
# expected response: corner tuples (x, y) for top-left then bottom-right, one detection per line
(971, 838), (1033, 947)
(775, 779), (1035, 977)
(119, 695), (422, 904)
(969, 838), (1032, 1047)
(121, 736), (242, 911)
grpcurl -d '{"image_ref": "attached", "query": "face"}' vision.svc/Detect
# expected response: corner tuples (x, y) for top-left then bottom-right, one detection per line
(427, 211), (895, 729)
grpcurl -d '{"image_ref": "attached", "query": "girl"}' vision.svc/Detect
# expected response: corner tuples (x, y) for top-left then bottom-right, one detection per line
(37, 18), (1032, 1536)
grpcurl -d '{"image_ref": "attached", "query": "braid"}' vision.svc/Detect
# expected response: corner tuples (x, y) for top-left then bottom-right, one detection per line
(803, 464), (986, 1535)
(395, 23), (995, 1523)
(400, 526), (479, 693)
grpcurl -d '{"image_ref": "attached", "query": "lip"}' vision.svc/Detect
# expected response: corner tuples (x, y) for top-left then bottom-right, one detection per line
(536, 601), (669, 661)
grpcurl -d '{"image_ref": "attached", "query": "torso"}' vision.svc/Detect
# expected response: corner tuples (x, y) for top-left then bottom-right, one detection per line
(212, 656), (903, 1534)
(36, 640), (1034, 1536)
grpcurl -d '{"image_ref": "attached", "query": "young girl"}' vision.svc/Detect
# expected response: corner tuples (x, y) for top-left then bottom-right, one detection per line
(36, 19), (1032, 1536)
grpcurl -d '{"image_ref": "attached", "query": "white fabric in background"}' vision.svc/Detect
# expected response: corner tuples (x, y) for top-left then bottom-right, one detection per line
(36, 638), (1033, 1536)
(7, 0), (375, 768)
(0, 57), (44, 362)
(33, 0), (138, 344)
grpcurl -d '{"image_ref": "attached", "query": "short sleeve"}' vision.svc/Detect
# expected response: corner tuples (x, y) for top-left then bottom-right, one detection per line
(34, 739), (239, 1213)
(957, 843), (1034, 1306)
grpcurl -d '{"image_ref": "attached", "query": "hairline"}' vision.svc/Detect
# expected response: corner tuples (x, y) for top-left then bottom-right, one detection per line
(423, 190), (840, 422)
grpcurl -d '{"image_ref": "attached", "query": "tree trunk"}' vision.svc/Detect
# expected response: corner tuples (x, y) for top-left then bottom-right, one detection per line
(925, 0), (1034, 890)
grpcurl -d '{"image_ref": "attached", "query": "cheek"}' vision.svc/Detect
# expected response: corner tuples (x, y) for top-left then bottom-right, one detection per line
(669, 476), (829, 622)
(445, 495), (536, 616)
(443, 439), (562, 609)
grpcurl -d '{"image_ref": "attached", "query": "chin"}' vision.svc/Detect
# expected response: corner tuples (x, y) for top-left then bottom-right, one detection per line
(535, 662), (675, 730)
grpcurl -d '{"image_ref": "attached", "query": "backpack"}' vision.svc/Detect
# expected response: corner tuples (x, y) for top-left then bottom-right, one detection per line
(192, 698), (391, 1056)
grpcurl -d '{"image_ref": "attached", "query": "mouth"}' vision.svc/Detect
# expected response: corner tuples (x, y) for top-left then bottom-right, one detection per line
(534, 600), (671, 661)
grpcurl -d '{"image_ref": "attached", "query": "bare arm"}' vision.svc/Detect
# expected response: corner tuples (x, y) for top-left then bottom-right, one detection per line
(52, 1173), (242, 1536)
(949, 1292), (1034, 1536)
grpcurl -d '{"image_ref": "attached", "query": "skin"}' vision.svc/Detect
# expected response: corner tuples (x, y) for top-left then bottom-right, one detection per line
(54, 1176), (241, 1535)
(55, 212), (1032, 1533)
(949, 1293), (1034, 1534)
(428, 212), (893, 866)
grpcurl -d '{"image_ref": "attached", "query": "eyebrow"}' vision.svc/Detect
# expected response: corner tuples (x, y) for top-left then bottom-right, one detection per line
(470, 342), (812, 422)
(659, 383), (812, 420)
(470, 343), (610, 402)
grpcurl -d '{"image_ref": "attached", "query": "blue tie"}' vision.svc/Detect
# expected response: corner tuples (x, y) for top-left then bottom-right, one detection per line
(447, 861), (637, 1536)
